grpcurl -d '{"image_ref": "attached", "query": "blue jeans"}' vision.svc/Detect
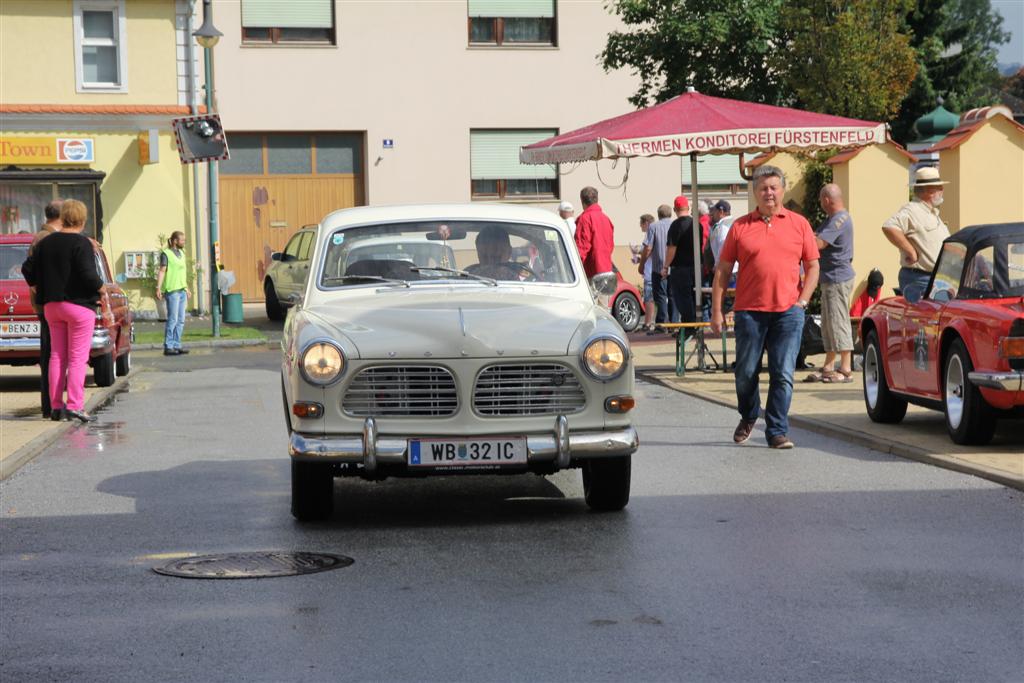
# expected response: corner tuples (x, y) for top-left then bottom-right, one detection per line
(164, 289), (187, 350)
(651, 272), (677, 324)
(898, 267), (931, 303)
(733, 306), (805, 441)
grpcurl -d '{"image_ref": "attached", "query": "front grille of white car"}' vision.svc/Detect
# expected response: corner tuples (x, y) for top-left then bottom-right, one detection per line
(473, 364), (586, 416)
(342, 365), (458, 417)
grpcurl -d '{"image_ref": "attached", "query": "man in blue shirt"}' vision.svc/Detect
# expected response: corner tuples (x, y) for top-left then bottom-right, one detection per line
(810, 184), (855, 383)
(638, 204), (675, 326)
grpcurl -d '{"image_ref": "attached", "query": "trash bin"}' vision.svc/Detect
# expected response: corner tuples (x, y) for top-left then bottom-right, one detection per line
(221, 293), (243, 324)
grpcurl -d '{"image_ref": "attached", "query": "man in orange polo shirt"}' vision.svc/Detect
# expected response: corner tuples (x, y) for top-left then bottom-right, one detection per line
(710, 165), (820, 449)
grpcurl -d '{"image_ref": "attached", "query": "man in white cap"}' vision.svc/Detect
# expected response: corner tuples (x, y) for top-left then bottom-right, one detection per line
(881, 166), (950, 303)
(558, 201), (576, 236)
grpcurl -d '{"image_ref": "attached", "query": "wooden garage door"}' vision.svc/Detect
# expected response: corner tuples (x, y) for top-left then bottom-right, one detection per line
(219, 133), (364, 300)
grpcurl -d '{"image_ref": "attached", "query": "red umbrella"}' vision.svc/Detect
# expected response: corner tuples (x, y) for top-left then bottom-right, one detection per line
(521, 90), (887, 316)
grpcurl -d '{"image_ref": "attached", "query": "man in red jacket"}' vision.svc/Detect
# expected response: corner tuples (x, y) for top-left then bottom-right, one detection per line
(574, 186), (615, 302)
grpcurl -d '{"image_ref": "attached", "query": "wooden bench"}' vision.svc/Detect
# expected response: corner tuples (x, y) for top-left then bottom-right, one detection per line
(655, 321), (730, 377)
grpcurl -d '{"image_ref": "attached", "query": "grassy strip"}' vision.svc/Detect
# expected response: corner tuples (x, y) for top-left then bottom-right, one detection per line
(135, 326), (267, 345)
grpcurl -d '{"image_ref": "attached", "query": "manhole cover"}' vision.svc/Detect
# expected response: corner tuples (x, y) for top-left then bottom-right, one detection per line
(153, 552), (353, 579)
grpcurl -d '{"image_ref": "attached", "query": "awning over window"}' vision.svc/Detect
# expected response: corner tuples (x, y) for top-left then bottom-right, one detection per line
(468, 0), (554, 18)
(471, 131), (557, 180)
(241, 0), (333, 28)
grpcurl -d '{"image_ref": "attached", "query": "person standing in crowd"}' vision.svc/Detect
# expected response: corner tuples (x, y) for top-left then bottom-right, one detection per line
(637, 213), (657, 332)
(708, 200), (736, 283)
(697, 200), (711, 250)
(663, 195), (699, 323)
(639, 204), (674, 326)
(558, 201), (576, 237)
(573, 187), (615, 303)
(807, 184), (855, 384)
(155, 231), (190, 356)
(21, 199), (104, 423)
(25, 199), (63, 418)
(710, 165), (819, 449)
(849, 268), (884, 317)
(881, 167), (950, 303)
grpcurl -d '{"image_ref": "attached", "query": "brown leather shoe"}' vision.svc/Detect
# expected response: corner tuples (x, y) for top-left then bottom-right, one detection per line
(768, 434), (794, 449)
(733, 419), (757, 444)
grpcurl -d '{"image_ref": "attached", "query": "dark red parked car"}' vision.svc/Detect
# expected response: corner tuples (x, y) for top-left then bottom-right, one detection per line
(860, 223), (1024, 444)
(610, 265), (645, 333)
(0, 233), (133, 387)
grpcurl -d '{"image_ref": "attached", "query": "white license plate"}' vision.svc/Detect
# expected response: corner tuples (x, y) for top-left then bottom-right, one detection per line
(408, 437), (528, 469)
(0, 321), (39, 337)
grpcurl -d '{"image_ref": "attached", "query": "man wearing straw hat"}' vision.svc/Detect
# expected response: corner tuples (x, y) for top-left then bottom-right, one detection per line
(881, 166), (951, 303)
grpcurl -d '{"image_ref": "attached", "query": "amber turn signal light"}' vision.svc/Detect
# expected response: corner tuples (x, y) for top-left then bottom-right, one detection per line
(292, 402), (324, 419)
(998, 336), (1024, 359)
(604, 396), (635, 413)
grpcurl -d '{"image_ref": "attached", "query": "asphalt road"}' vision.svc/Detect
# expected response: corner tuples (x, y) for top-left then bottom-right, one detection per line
(1, 348), (1021, 682)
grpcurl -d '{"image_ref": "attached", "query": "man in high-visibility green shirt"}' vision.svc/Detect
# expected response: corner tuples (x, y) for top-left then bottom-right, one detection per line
(155, 231), (190, 356)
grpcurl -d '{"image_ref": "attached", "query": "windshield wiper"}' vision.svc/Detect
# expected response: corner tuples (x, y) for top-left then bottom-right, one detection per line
(409, 266), (497, 286)
(322, 275), (410, 288)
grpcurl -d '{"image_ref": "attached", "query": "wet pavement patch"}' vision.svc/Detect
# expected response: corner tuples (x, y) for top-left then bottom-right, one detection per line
(153, 552), (353, 579)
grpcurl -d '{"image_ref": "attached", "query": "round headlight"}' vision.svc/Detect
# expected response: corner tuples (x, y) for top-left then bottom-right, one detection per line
(581, 337), (627, 381)
(300, 341), (344, 385)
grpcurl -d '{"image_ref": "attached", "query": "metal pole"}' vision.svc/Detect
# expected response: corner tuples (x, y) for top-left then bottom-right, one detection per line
(204, 44), (220, 337)
(186, 0), (203, 313)
(690, 154), (701, 317)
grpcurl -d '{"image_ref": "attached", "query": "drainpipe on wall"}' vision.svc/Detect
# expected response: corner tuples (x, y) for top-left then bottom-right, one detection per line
(186, 0), (205, 313)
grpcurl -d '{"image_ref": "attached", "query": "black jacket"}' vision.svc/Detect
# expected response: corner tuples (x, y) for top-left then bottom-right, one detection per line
(22, 232), (103, 310)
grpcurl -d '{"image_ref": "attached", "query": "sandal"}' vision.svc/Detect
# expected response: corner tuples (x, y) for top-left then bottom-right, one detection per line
(802, 371), (826, 383)
(821, 370), (853, 384)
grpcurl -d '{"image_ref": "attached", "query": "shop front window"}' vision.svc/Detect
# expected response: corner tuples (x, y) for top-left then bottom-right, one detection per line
(0, 182), (98, 237)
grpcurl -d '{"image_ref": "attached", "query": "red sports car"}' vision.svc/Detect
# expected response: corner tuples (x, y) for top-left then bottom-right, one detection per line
(610, 265), (645, 333)
(860, 223), (1024, 444)
(0, 233), (133, 387)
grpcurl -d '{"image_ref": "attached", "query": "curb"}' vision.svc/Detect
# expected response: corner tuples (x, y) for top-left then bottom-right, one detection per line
(0, 373), (132, 481)
(635, 369), (1024, 492)
(134, 338), (276, 351)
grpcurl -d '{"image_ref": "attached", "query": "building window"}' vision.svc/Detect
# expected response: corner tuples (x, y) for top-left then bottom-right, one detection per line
(468, 0), (556, 46)
(73, 0), (128, 92)
(470, 129), (558, 200)
(241, 0), (336, 45)
(0, 181), (100, 238)
(220, 133), (363, 176)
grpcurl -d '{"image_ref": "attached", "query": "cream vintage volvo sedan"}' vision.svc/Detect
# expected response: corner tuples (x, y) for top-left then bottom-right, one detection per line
(281, 204), (639, 520)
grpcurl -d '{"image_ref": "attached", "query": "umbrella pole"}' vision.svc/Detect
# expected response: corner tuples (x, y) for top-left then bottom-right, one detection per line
(690, 154), (701, 320)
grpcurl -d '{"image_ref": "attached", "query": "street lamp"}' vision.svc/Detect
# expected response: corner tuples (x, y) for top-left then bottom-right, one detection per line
(193, 0), (222, 336)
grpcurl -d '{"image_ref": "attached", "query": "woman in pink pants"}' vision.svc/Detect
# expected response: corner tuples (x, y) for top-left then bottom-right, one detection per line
(22, 200), (104, 422)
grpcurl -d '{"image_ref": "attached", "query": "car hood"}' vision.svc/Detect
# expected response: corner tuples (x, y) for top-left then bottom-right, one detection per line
(305, 288), (596, 358)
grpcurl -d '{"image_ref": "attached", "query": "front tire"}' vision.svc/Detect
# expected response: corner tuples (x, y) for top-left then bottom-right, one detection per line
(582, 456), (631, 511)
(265, 280), (285, 321)
(944, 338), (997, 445)
(613, 292), (642, 332)
(863, 330), (907, 423)
(93, 351), (115, 387)
(291, 461), (333, 521)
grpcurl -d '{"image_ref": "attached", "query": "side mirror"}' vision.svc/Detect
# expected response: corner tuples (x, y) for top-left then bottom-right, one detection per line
(271, 252), (283, 262)
(591, 272), (618, 297)
(286, 292), (303, 307)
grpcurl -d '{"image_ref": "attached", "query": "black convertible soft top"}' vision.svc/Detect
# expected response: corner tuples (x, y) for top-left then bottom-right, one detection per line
(945, 222), (1024, 250)
(943, 222), (1024, 299)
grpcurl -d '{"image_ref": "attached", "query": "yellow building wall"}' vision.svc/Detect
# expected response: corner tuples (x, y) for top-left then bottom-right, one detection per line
(0, 0), (179, 104)
(1, 131), (197, 313)
(941, 118), (1024, 231)
(834, 144), (911, 301)
(746, 153), (808, 215)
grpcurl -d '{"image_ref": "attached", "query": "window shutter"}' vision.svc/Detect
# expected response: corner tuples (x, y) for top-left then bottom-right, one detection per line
(242, 0), (333, 28)
(471, 130), (557, 180)
(467, 0), (554, 18)
(680, 154), (746, 185)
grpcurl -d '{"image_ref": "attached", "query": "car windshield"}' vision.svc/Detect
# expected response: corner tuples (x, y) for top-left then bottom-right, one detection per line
(319, 221), (576, 288)
(0, 244), (30, 281)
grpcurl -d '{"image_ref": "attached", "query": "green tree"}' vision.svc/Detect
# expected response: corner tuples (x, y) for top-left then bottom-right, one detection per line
(778, 0), (919, 122)
(891, 0), (1010, 143)
(601, 0), (786, 108)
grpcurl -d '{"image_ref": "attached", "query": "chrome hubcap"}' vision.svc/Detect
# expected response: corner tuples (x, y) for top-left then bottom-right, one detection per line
(946, 355), (965, 429)
(865, 344), (880, 408)
(616, 297), (638, 329)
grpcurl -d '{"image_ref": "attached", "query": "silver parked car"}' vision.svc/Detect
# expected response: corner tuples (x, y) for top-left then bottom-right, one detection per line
(281, 204), (639, 520)
(264, 225), (317, 320)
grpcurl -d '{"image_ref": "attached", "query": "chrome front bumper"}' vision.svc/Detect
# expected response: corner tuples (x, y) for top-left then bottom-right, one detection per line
(968, 370), (1024, 392)
(289, 416), (639, 473)
(0, 328), (113, 354)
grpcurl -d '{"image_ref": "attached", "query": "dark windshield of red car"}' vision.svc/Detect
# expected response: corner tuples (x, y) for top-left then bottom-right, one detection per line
(0, 244), (30, 281)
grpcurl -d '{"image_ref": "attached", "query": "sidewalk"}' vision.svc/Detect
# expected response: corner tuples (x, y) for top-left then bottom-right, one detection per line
(629, 331), (1024, 490)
